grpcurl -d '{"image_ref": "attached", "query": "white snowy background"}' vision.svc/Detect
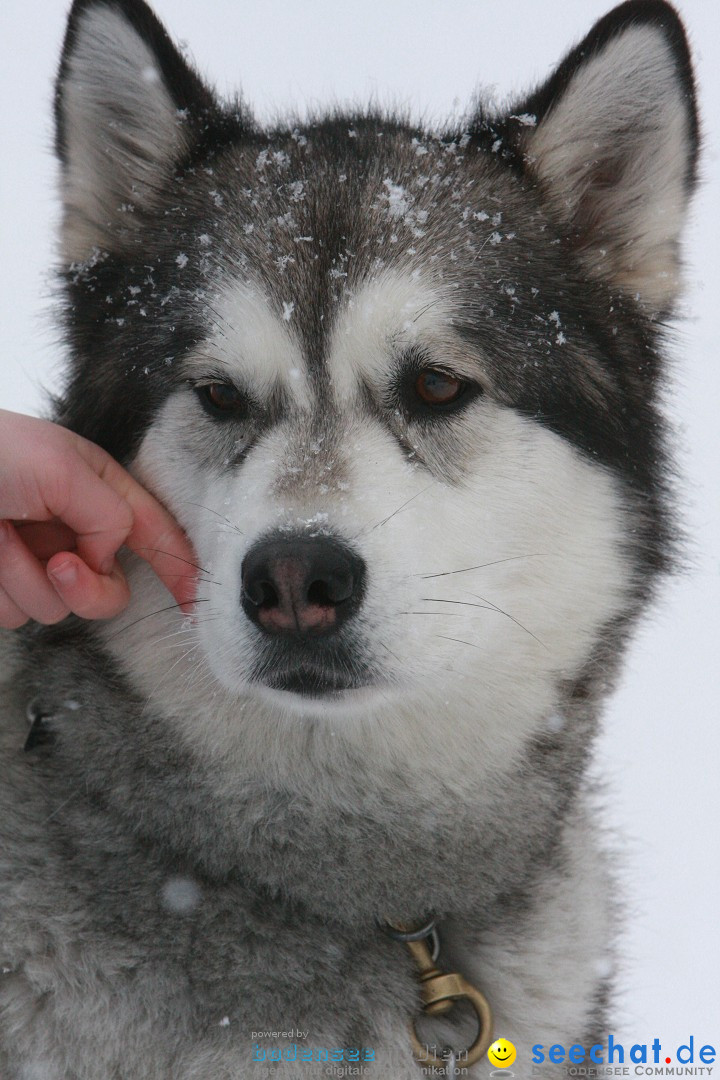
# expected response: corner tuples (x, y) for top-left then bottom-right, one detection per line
(1, 0), (718, 1055)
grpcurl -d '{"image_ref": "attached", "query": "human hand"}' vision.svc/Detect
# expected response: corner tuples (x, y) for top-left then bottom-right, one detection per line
(0, 410), (197, 628)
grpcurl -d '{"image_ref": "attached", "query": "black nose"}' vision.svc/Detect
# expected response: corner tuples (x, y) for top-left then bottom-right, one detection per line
(241, 535), (366, 636)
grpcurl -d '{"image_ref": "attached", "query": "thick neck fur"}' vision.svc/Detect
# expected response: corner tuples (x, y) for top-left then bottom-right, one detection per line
(17, 619), (597, 933)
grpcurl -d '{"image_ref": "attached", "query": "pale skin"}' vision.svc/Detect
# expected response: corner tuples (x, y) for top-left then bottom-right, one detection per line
(0, 410), (197, 629)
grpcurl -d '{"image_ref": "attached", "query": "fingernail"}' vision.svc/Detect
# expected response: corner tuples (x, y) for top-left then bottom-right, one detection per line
(99, 557), (115, 575)
(49, 561), (78, 586)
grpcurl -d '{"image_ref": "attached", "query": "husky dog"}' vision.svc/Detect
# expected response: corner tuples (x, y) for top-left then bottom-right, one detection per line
(0, 1), (698, 1077)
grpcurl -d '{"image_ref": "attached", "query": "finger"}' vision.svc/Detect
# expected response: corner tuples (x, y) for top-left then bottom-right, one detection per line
(0, 521), (70, 625)
(47, 552), (131, 621)
(0, 585), (29, 629)
(44, 453), (135, 574)
(126, 522), (198, 611)
(75, 453), (198, 610)
(2, 423), (196, 610)
(0, 419), (135, 570)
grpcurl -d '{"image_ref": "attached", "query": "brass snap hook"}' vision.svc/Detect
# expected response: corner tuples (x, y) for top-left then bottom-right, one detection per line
(382, 919), (493, 1070)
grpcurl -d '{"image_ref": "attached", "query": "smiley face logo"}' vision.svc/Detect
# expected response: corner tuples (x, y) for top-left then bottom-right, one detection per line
(487, 1038), (517, 1068)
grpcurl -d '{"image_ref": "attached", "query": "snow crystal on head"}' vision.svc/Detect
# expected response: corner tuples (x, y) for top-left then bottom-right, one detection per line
(160, 875), (202, 914)
(382, 179), (412, 221)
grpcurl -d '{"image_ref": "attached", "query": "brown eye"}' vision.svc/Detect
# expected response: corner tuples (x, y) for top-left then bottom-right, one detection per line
(415, 369), (464, 405)
(196, 382), (247, 416)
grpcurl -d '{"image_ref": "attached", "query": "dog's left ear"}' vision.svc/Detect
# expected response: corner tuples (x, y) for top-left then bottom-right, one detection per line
(505, 0), (698, 314)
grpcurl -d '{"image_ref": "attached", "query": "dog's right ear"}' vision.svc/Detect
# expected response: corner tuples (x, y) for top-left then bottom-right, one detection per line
(56, 0), (219, 263)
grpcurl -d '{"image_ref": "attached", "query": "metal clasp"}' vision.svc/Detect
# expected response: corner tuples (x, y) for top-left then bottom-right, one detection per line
(382, 919), (493, 1070)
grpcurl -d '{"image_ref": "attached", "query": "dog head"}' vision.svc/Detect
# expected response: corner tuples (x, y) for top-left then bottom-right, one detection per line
(54, 0), (697, 779)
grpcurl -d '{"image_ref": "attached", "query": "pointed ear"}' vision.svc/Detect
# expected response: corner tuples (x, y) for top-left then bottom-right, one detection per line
(508, 0), (698, 314)
(55, 0), (218, 262)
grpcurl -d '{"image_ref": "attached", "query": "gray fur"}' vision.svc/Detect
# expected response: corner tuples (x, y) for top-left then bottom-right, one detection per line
(1, 1), (697, 1077)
